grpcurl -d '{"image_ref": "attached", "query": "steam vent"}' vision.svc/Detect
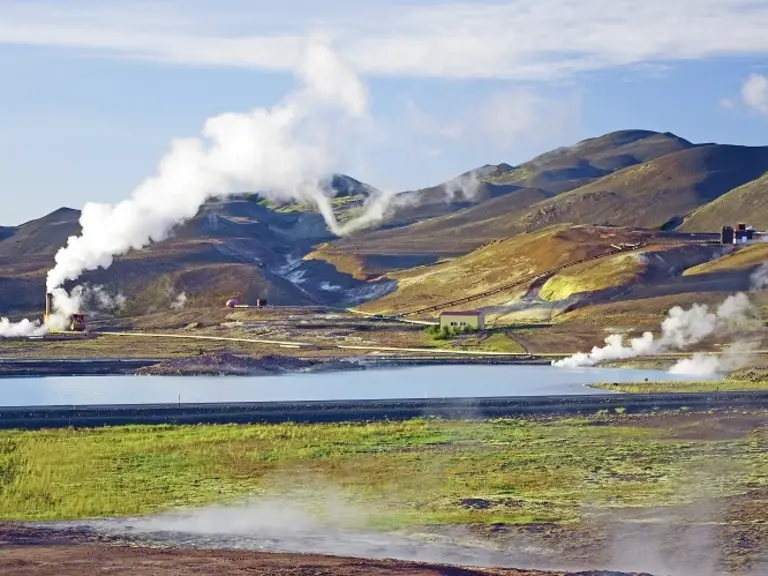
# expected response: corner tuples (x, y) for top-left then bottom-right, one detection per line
(44, 292), (53, 325)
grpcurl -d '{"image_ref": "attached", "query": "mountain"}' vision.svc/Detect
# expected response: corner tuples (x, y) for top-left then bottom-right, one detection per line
(312, 141), (768, 280)
(0, 197), (393, 317)
(2, 129), (767, 324)
(377, 164), (517, 227)
(679, 172), (768, 232)
(486, 129), (694, 192)
(0, 207), (80, 257)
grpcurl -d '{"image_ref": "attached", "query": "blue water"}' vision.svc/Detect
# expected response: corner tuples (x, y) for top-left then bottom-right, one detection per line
(0, 365), (708, 407)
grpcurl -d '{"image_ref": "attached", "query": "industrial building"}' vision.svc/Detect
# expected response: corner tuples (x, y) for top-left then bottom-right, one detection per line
(721, 223), (767, 245)
(43, 292), (86, 332)
(225, 298), (268, 308)
(439, 310), (485, 331)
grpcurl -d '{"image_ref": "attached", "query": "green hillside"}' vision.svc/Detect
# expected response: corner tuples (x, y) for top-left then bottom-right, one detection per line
(679, 172), (768, 232)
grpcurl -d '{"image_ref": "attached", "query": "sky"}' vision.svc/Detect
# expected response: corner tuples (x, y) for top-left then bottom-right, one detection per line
(1, 0), (768, 225)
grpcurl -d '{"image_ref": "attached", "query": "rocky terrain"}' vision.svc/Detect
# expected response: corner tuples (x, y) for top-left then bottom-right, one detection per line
(134, 351), (322, 375)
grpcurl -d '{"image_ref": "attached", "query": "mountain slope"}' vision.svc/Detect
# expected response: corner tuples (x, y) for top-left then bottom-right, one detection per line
(379, 130), (694, 229)
(324, 143), (768, 268)
(0, 208), (80, 257)
(0, 199), (391, 316)
(2, 129), (766, 323)
(307, 186), (555, 279)
(487, 130), (694, 193)
(498, 144), (768, 233)
(678, 172), (768, 232)
(356, 225), (656, 315)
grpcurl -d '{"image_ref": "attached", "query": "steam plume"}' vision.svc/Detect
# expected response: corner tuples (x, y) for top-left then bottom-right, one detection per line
(669, 341), (761, 376)
(0, 317), (48, 338)
(667, 265), (768, 375)
(751, 263), (768, 290)
(554, 293), (756, 368)
(171, 292), (187, 310)
(46, 38), (371, 294)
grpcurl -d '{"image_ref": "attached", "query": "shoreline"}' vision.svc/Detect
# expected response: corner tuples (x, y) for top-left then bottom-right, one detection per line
(0, 355), (554, 378)
(2, 392), (768, 430)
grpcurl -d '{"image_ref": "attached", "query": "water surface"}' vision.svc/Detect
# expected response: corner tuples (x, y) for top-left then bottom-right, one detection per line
(0, 365), (705, 407)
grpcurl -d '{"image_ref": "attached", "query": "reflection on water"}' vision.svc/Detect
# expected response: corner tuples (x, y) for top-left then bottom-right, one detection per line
(0, 365), (706, 407)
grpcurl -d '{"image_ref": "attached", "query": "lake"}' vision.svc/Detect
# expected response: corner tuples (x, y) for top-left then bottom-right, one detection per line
(0, 365), (706, 407)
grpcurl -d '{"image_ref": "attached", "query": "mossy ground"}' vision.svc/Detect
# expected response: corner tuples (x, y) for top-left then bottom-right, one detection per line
(1, 413), (765, 528)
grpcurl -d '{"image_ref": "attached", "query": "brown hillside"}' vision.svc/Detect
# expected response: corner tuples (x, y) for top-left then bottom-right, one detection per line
(309, 187), (554, 279)
(678, 172), (768, 232)
(489, 130), (693, 192)
(0, 200), (387, 317)
(496, 144), (768, 234)
(356, 225), (654, 315)
(683, 243), (768, 276)
(0, 207), (80, 257)
(382, 164), (517, 226)
(313, 143), (768, 278)
(376, 130), (691, 228)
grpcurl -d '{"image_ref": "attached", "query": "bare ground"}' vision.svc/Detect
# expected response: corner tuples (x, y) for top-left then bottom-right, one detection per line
(0, 524), (653, 576)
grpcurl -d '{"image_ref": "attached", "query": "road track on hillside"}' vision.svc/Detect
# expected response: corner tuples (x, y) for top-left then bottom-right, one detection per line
(100, 331), (531, 356)
(96, 332), (768, 359)
(2, 391), (767, 429)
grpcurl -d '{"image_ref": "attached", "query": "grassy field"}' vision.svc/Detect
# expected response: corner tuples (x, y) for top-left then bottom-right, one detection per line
(1, 414), (765, 528)
(592, 380), (768, 393)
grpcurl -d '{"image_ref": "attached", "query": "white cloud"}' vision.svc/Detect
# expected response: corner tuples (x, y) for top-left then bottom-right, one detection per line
(475, 90), (581, 153)
(3, 0), (768, 80)
(741, 73), (768, 114)
(404, 89), (581, 159)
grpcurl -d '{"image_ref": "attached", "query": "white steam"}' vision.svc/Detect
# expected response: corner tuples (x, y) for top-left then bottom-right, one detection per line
(668, 260), (768, 375)
(0, 317), (48, 338)
(553, 293), (758, 370)
(45, 38), (373, 295)
(750, 263), (768, 290)
(669, 341), (761, 376)
(171, 292), (188, 310)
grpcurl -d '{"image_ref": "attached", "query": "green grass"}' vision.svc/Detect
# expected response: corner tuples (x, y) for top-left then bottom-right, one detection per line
(1, 416), (765, 527)
(592, 380), (768, 393)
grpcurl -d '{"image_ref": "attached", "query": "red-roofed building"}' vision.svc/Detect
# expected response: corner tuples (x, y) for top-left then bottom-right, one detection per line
(439, 310), (485, 330)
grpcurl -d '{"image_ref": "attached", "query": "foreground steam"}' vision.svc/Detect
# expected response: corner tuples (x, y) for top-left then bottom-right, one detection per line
(554, 293), (760, 375)
(0, 317), (48, 338)
(45, 39), (378, 294)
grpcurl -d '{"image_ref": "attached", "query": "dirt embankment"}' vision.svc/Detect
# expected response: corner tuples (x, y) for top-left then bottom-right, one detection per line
(134, 351), (323, 376)
(0, 524), (654, 576)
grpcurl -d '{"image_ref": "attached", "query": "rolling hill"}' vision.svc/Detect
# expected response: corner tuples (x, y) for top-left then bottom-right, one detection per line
(1, 128), (767, 327)
(0, 197), (393, 317)
(679, 172), (768, 232)
(313, 140), (768, 280)
(486, 129), (695, 192)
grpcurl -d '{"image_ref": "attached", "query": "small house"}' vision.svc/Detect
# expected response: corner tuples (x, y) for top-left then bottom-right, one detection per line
(439, 310), (485, 331)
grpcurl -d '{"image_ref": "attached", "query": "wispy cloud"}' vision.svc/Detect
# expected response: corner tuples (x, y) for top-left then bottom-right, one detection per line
(3, 0), (768, 79)
(401, 88), (581, 161)
(741, 73), (768, 114)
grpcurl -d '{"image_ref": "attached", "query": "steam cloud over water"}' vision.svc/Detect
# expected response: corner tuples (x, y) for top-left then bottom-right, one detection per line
(45, 38), (378, 295)
(553, 293), (760, 374)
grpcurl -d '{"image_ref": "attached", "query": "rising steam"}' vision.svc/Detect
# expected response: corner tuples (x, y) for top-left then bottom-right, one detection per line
(45, 38), (373, 294)
(0, 317), (48, 338)
(553, 293), (759, 373)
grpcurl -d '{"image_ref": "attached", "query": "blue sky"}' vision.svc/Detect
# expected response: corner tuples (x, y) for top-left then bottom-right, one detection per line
(2, 0), (768, 225)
